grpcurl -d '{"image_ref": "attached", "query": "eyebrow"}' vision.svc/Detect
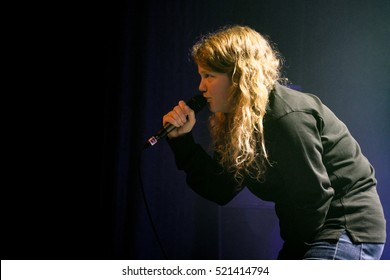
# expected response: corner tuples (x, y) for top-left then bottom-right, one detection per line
(199, 69), (217, 75)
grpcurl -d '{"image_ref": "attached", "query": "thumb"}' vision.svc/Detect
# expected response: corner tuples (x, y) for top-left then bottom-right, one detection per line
(185, 104), (196, 125)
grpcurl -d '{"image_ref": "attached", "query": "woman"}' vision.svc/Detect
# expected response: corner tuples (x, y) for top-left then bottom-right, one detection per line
(163, 25), (386, 259)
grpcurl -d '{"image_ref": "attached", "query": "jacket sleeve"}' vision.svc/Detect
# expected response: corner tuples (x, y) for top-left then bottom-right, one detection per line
(270, 111), (335, 243)
(167, 133), (241, 205)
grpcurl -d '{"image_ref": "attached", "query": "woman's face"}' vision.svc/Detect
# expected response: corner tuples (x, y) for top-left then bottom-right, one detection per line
(197, 65), (233, 113)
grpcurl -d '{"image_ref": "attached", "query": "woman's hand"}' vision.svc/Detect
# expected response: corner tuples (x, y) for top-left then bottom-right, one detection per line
(162, 100), (196, 138)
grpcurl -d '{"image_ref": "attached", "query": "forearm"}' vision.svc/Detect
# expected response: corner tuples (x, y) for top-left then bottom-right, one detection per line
(167, 133), (241, 205)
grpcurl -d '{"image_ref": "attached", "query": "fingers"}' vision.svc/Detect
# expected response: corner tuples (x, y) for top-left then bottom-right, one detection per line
(162, 100), (197, 139)
(186, 105), (196, 123)
(172, 101), (188, 126)
(163, 100), (194, 127)
(179, 100), (196, 118)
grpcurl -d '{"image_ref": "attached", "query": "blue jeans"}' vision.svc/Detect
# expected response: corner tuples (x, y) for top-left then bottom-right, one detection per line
(303, 232), (385, 260)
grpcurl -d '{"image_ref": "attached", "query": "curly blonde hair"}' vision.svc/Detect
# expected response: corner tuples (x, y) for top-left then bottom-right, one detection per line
(191, 25), (282, 184)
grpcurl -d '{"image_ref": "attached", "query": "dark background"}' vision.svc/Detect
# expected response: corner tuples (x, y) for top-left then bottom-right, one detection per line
(3, 0), (389, 260)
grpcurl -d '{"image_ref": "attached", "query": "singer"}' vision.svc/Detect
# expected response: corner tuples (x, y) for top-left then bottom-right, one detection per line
(162, 25), (386, 259)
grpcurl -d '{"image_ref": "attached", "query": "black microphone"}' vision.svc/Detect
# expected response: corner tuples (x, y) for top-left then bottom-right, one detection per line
(143, 94), (207, 149)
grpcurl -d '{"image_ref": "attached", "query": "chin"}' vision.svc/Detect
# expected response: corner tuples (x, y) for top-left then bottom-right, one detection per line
(209, 107), (217, 113)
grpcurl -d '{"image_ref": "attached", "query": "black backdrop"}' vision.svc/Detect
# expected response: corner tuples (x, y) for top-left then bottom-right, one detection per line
(3, 0), (389, 260)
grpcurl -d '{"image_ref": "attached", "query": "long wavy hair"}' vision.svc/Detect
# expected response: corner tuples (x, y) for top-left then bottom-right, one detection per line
(191, 25), (282, 184)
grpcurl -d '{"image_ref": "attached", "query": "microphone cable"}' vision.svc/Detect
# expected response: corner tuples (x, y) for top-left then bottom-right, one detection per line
(137, 147), (169, 259)
(136, 94), (206, 259)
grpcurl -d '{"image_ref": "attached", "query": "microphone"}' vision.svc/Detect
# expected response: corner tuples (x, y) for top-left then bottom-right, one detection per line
(143, 94), (207, 149)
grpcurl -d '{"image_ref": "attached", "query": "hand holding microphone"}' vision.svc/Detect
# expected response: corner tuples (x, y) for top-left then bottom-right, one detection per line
(144, 94), (206, 149)
(163, 100), (196, 138)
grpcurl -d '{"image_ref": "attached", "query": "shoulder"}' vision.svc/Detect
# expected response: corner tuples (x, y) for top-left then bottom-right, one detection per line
(265, 82), (325, 122)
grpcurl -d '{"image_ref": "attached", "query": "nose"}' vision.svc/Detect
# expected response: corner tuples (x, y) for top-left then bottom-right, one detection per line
(198, 78), (206, 93)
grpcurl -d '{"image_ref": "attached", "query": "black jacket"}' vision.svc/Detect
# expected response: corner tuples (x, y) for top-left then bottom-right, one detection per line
(167, 83), (386, 249)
